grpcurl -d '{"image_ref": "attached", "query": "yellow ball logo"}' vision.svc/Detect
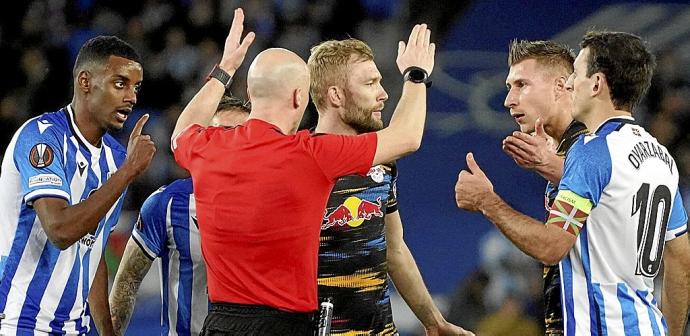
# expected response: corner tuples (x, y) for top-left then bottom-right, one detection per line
(343, 196), (365, 227)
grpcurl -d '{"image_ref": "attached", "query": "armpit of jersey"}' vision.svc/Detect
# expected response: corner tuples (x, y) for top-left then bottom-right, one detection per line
(547, 190), (592, 236)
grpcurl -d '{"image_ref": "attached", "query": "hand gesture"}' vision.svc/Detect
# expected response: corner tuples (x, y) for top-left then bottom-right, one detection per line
(425, 321), (476, 336)
(124, 114), (155, 177)
(502, 118), (555, 170)
(455, 153), (494, 212)
(219, 8), (256, 74)
(396, 24), (435, 76)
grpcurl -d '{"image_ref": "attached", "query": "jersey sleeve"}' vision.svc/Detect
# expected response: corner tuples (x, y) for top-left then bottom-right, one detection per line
(171, 124), (206, 171)
(131, 188), (168, 260)
(665, 190), (688, 241)
(558, 137), (612, 207)
(14, 121), (70, 205)
(547, 138), (611, 236)
(386, 164), (398, 214)
(305, 132), (377, 181)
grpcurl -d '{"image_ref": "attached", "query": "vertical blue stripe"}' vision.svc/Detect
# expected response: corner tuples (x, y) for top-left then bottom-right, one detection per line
(579, 228), (601, 335)
(18, 241), (61, 330)
(0, 211), (36, 313)
(78, 246), (93, 335)
(651, 296), (667, 335)
(0, 256), (7, 280)
(161, 208), (171, 336)
(171, 195), (193, 336)
(617, 284), (640, 336)
(591, 284), (607, 335)
(49, 249), (82, 334)
(636, 290), (660, 336)
(560, 257), (576, 336)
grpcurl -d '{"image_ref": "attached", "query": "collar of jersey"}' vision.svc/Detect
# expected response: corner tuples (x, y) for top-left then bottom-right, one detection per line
(593, 115), (635, 135)
(66, 104), (102, 156)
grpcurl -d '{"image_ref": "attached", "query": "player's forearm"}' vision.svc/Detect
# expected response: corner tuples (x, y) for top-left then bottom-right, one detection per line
(110, 240), (154, 335)
(479, 193), (568, 265)
(388, 242), (445, 328)
(534, 154), (564, 185)
(34, 166), (137, 249)
(374, 82), (426, 164)
(172, 77), (228, 139)
(662, 236), (690, 336)
(89, 257), (116, 336)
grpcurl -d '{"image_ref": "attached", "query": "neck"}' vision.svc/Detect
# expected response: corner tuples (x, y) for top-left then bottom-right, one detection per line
(545, 109), (573, 144)
(314, 108), (358, 135)
(71, 97), (104, 147)
(582, 103), (631, 133)
(247, 103), (297, 135)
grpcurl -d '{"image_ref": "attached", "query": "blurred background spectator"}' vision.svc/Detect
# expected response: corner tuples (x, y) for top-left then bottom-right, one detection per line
(2, 1), (689, 335)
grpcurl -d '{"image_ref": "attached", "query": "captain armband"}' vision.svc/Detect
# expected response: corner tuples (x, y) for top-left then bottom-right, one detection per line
(546, 190), (593, 236)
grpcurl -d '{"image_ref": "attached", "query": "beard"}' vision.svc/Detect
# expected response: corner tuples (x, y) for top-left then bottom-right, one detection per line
(341, 102), (384, 134)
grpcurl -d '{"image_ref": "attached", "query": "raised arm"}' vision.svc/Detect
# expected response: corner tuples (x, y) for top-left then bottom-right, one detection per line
(372, 24), (435, 165)
(109, 239), (155, 335)
(171, 8), (255, 140)
(33, 115), (155, 250)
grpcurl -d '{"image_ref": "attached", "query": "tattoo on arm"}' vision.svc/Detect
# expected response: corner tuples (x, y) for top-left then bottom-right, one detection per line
(109, 239), (154, 335)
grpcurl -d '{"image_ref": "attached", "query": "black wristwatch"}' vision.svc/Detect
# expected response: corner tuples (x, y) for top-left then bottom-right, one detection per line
(403, 66), (432, 88)
(208, 64), (233, 90)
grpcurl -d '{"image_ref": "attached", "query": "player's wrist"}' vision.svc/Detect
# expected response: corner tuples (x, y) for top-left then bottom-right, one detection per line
(478, 191), (501, 214)
(117, 163), (141, 182)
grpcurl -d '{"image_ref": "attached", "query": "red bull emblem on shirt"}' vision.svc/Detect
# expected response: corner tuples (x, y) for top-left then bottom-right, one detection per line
(322, 196), (383, 230)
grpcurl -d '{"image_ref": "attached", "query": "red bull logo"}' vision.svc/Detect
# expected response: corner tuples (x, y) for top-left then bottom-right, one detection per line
(322, 196), (383, 230)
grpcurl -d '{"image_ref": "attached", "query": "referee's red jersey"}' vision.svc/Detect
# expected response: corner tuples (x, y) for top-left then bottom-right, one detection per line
(172, 119), (377, 312)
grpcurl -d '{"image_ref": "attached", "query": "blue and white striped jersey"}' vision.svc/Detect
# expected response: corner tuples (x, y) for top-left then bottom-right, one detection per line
(131, 178), (207, 336)
(558, 117), (688, 336)
(0, 105), (127, 335)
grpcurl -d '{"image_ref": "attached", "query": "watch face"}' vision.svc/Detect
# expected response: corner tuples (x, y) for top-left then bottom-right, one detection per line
(407, 69), (426, 83)
(409, 69), (425, 81)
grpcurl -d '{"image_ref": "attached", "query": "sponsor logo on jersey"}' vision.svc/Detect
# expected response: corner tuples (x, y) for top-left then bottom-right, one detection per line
(322, 196), (383, 230)
(28, 174), (63, 188)
(37, 120), (53, 134)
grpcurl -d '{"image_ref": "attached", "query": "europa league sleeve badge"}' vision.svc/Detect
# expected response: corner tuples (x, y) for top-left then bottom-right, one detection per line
(29, 143), (55, 168)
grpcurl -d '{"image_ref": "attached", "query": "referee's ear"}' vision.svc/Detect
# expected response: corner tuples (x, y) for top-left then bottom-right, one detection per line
(293, 87), (304, 109)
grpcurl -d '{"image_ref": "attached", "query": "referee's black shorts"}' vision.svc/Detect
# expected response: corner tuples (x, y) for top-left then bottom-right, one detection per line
(200, 302), (317, 336)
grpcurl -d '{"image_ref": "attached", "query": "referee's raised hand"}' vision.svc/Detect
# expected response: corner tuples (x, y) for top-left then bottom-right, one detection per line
(124, 114), (155, 177)
(396, 23), (435, 76)
(219, 8), (256, 76)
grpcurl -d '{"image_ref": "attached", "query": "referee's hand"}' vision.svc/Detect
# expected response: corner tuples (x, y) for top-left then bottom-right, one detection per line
(455, 152), (494, 212)
(219, 8), (255, 75)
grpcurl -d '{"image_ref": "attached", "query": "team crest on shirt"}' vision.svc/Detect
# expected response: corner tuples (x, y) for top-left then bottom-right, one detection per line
(367, 165), (385, 183)
(29, 143), (54, 168)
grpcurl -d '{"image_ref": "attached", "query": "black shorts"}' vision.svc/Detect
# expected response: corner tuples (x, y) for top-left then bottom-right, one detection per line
(200, 302), (317, 336)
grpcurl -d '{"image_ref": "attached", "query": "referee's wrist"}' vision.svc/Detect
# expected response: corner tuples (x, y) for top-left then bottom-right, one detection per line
(217, 63), (236, 77)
